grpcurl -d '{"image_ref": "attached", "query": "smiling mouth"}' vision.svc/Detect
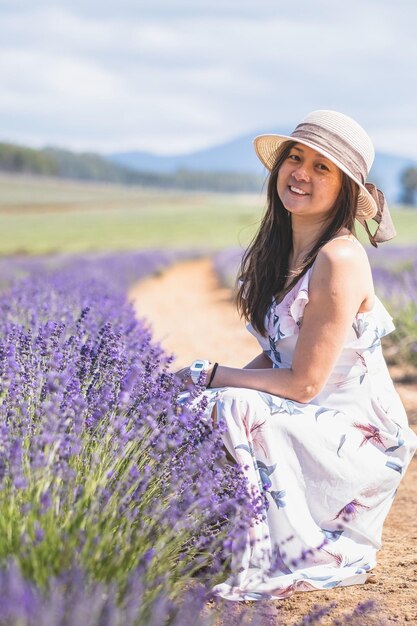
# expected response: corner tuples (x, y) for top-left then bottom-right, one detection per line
(289, 185), (309, 196)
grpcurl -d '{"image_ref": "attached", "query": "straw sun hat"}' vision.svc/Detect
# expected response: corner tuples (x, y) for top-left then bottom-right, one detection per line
(253, 110), (396, 243)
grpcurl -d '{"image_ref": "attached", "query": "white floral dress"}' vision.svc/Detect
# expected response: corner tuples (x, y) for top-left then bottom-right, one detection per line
(203, 265), (417, 601)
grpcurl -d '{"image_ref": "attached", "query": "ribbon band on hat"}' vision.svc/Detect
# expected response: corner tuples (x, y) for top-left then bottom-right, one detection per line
(357, 183), (396, 246)
(292, 122), (369, 184)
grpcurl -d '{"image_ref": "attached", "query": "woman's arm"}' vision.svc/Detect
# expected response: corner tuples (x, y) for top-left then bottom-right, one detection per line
(207, 239), (373, 403)
(175, 351), (272, 389)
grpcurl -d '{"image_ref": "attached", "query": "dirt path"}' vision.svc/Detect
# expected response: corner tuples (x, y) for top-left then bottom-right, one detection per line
(129, 257), (260, 369)
(129, 258), (417, 625)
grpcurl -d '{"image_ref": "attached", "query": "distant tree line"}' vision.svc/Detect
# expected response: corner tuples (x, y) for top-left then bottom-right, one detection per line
(1, 140), (417, 200)
(0, 142), (263, 193)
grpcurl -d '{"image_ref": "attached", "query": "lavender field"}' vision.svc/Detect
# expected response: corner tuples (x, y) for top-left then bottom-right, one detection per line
(0, 246), (414, 625)
(0, 250), (262, 625)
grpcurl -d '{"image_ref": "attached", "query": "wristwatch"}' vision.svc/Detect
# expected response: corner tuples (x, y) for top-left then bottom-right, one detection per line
(190, 359), (210, 384)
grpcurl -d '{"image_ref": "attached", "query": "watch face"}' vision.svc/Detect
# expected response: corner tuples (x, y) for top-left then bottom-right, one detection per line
(190, 360), (209, 384)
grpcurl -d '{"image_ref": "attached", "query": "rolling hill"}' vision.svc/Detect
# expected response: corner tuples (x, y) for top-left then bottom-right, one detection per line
(108, 131), (417, 204)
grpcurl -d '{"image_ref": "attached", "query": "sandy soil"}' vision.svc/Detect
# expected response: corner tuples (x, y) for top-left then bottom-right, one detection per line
(129, 257), (417, 625)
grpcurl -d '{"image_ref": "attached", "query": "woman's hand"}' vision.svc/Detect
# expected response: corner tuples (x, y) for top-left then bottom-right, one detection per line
(175, 362), (216, 391)
(175, 366), (194, 391)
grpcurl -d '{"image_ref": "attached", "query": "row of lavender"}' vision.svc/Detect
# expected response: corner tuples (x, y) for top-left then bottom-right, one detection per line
(0, 251), (258, 625)
(213, 245), (417, 367)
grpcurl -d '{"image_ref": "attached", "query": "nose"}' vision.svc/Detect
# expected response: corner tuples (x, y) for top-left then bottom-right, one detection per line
(292, 164), (311, 182)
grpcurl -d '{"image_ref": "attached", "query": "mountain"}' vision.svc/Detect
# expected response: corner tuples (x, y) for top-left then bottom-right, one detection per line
(107, 130), (278, 175)
(2, 136), (415, 201)
(108, 133), (417, 204)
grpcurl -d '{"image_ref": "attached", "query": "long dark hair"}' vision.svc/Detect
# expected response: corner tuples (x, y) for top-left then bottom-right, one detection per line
(236, 141), (359, 336)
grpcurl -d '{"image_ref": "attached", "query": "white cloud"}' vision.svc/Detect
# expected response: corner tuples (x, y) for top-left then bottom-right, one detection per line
(0, 1), (416, 158)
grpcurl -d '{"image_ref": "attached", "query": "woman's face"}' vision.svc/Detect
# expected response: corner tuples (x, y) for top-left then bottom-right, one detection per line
(277, 143), (342, 220)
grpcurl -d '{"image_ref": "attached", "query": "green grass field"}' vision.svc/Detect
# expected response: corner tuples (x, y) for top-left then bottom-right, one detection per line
(0, 173), (416, 254)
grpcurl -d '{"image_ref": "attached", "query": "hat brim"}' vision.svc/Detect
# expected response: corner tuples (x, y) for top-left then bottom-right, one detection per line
(253, 134), (378, 220)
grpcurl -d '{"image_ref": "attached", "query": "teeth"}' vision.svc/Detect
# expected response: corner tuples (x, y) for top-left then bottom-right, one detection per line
(290, 186), (308, 195)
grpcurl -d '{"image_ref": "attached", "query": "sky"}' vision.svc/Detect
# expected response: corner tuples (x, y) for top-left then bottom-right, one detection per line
(1, 0), (417, 158)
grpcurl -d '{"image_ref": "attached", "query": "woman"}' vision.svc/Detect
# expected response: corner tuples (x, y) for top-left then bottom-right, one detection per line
(177, 110), (417, 600)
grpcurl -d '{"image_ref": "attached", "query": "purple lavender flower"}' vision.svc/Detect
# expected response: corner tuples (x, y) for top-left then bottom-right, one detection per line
(0, 250), (258, 623)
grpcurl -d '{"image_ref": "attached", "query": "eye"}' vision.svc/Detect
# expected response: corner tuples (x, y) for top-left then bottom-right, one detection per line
(316, 162), (330, 171)
(288, 153), (300, 162)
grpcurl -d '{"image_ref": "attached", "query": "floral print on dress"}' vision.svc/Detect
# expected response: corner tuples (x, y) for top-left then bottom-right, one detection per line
(268, 335), (282, 364)
(352, 318), (369, 338)
(270, 489), (286, 509)
(385, 460), (403, 474)
(315, 407), (342, 420)
(353, 422), (385, 448)
(321, 528), (344, 542)
(333, 499), (370, 521)
(336, 434), (346, 456)
(384, 423), (405, 453)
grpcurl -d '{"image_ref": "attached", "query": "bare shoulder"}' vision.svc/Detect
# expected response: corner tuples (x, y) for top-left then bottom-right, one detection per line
(314, 237), (369, 277)
(310, 237), (372, 303)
